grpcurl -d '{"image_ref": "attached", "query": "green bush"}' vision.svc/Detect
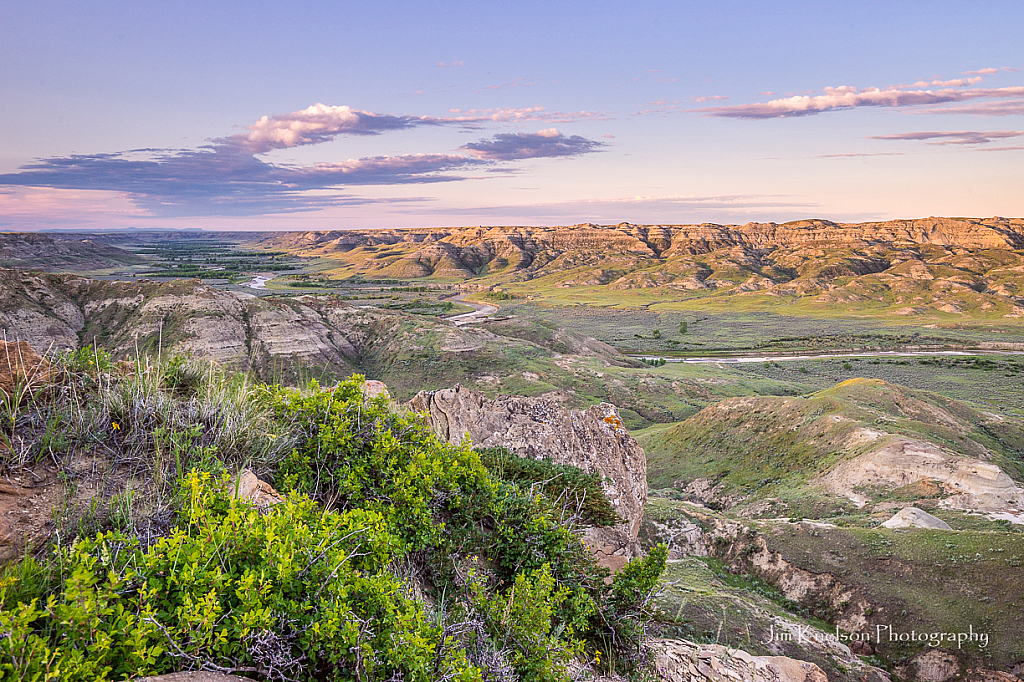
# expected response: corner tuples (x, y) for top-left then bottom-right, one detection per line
(0, 471), (463, 682)
(1, 376), (667, 681)
(56, 344), (114, 376)
(477, 447), (620, 527)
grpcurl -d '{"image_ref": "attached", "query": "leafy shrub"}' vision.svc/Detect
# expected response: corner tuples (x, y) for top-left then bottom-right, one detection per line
(56, 344), (114, 376)
(477, 446), (620, 527)
(0, 471), (466, 682)
(1, 376), (667, 681)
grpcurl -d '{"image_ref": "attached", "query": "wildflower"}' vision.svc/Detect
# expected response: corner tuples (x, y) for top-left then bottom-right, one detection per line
(112, 422), (121, 430)
(595, 649), (602, 665)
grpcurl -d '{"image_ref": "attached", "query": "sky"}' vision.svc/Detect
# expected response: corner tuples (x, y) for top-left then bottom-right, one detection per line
(1, 0), (1022, 231)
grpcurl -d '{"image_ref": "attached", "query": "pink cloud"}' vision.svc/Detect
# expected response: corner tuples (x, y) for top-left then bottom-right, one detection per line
(963, 67), (1019, 75)
(692, 95), (728, 102)
(697, 84), (1024, 119)
(436, 60), (465, 68)
(221, 104), (429, 154)
(899, 77), (983, 88)
(0, 187), (145, 227)
(442, 106), (610, 124)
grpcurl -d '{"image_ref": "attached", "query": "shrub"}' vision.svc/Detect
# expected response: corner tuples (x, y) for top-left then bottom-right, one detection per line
(1, 376), (667, 681)
(477, 447), (620, 527)
(0, 471), (465, 682)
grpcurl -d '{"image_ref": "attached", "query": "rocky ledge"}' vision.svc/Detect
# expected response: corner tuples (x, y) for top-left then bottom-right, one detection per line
(410, 385), (647, 571)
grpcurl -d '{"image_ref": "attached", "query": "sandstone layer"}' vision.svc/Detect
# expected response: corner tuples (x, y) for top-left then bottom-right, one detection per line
(646, 638), (834, 682)
(239, 218), (1024, 318)
(819, 440), (1024, 512)
(0, 269), (571, 396)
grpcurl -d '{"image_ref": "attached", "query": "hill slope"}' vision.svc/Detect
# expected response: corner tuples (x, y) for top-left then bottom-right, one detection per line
(638, 378), (1024, 519)
(0, 231), (146, 270)
(247, 217), (1024, 320)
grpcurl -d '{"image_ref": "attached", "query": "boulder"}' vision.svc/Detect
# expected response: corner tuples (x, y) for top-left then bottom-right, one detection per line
(881, 507), (952, 530)
(361, 379), (391, 401)
(649, 639), (833, 682)
(896, 650), (961, 682)
(409, 385), (647, 570)
(228, 470), (284, 509)
(0, 341), (51, 403)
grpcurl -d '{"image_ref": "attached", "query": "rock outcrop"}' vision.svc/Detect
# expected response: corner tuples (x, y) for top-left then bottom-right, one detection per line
(820, 440), (1024, 513)
(229, 470), (284, 509)
(0, 232), (145, 271)
(0, 270), (558, 396)
(896, 650), (962, 682)
(881, 506), (952, 530)
(244, 218), (1024, 318)
(647, 639), (836, 682)
(409, 385), (647, 571)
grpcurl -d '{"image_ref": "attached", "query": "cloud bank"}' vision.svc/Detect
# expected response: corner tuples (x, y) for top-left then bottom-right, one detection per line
(0, 105), (604, 217)
(461, 129), (604, 160)
(694, 70), (1024, 119)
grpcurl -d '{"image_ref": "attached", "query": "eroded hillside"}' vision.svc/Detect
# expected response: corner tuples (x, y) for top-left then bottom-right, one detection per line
(638, 378), (1024, 521)
(246, 217), (1024, 319)
(0, 232), (146, 271)
(2, 268), (786, 420)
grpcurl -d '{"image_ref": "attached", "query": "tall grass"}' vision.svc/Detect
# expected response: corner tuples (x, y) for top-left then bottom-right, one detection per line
(85, 355), (295, 481)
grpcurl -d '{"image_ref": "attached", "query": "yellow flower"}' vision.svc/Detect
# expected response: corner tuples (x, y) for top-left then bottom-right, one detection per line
(112, 422), (121, 430)
(594, 649), (602, 665)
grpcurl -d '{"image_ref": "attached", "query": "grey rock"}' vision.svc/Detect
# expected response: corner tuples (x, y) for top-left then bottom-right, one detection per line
(881, 507), (952, 530)
(409, 385), (647, 569)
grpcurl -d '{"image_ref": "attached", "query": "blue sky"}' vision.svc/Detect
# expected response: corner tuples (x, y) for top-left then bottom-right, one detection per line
(1, 0), (1022, 230)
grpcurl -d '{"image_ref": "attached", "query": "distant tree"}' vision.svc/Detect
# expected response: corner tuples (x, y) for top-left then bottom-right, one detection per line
(652, 329), (662, 339)
(679, 320), (687, 334)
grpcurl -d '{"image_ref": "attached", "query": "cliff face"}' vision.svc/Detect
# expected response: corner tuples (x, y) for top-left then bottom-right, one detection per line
(254, 218), (1024, 257)
(409, 385), (648, 571)
(245, 219), (1024, 317)
(0, 269), (556, 393)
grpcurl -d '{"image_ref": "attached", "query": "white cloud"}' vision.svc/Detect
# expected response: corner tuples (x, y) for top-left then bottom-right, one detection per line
(221, 104), (430, 154)
(442, 106), (609, 124)
(698, 85), (1024, 119)
(690, 69), (1024, 119)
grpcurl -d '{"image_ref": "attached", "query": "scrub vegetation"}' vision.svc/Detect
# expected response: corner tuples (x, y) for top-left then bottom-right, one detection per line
(0, 359), (666, 681)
